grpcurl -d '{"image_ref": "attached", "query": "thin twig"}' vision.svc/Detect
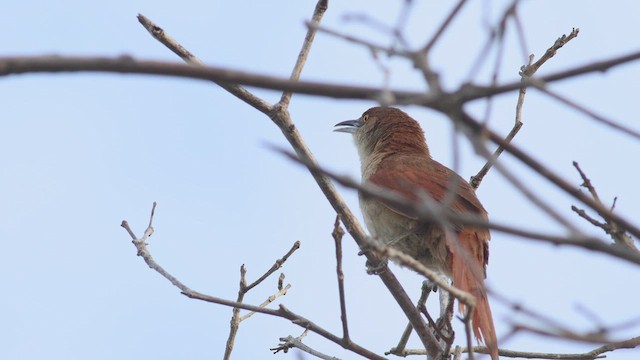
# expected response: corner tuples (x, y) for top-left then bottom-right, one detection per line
(421, 0), (468, 54)
(387, 281), (435, 356)
(279, 0), (328, 107)
(331, 215), (350, 342)
(457, 345), (607, 359)
(572, 162), (638, 252)
(121, 202), (191, 292)
(465, 0), (514, 81)
(2, 47), (640, 108)
(5, 55), (640, 241)
(535, 84), (640, 141)
(223, 265), (247, 360)
(137, 14), (271, 113)
(457, 110), (640, 242)
(245, 241), (301, 292)
(470, 53), (530, 189)
(224, 240), (300, 359)
(470, 28), (579, 189)
(272, 331), (341, 360)
(239, 284), (292, 322)
(273, 145), (640, 266)
(182, 289), (385, 359)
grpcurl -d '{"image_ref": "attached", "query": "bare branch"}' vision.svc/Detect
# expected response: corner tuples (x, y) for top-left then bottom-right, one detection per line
(421, 0), (468, 54)
(387, 281), (435, 356)
(460, 48), (640, 102)
(572, 162), (639, 252)
(223, 265), (247, 360)
(121, 202), (191, 292)
(122, 221), (381, 360)
(272, 331), (341, 360)
(239, 284), (292, 322)
(471, 28), (580, 189)
(137, 14), (271, 113)
(278, 0), (328, 107)
(535, 84), (640, 141)
(331, 215), (350, 341)
(457, 110), (640, 241)
(273, 145), (640, 266)
(223, 240), (300, 359)
(245, 241), (301, 293)
(459, 345), (606, 359)
(525, 27), (580, 76)
(2, 47), (640, 108)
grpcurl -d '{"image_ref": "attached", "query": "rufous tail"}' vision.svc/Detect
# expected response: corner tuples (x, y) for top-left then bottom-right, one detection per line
(449, 232), (499, 360)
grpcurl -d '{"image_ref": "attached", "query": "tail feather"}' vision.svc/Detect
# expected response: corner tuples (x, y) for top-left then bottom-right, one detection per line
(449, 230), (499, 360)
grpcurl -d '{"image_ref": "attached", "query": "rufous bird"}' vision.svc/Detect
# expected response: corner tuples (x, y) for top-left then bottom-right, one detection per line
(335, 106), (498, 360)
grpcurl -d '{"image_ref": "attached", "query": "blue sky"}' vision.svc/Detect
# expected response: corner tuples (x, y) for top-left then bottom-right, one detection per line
(1, 1), (639, 359)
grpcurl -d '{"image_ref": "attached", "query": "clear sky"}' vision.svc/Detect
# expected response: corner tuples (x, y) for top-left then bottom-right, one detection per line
(1, 1), (639, 359)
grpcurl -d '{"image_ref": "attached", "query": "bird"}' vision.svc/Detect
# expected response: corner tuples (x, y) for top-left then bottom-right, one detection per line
(335, 106), (498, 360)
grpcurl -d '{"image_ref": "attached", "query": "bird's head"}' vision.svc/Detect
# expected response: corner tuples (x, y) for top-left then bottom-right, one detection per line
(334, 107), (430, 159)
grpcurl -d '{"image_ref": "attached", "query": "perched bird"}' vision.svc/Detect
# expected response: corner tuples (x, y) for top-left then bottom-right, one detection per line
(335, 106), (498, 359)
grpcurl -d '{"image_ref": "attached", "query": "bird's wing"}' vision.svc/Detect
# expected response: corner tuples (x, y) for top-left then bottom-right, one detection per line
(367, 156), (497, 357)
(366, 155), (487, 220)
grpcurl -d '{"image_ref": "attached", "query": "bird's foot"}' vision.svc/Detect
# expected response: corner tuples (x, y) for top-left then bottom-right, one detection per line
(365, 258), (388, 275)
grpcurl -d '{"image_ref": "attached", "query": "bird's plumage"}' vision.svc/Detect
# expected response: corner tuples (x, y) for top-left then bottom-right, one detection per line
(336, 106), (498, 360)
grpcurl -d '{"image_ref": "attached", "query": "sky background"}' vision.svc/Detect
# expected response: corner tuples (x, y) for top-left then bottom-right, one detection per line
(1, 1), (639, 359)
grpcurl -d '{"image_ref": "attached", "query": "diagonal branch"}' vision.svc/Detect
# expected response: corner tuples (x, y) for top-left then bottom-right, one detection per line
(273, 146), (640, 267)
(278, 0), (328, 107)
(571, 162), (639, 252)
(471, 28), (580, 189)
(137, 14), (271, 113)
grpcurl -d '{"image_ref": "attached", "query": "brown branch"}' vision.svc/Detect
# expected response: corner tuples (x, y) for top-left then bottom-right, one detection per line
(459, 48), (640, 103)
(0, 55), (430, 104)
(121, 202), (192, 292)
(278, 0), (328, 107)
(239, 283), (292, 322)
(465, 1), (513, 81)
(459, 346), (606, 359)
(271, 331), (340, 360)
(387, 281), (435, 356)
(137, 14), (271, 113)
(4, 55), (639, 241)
(456, 110), (640, 242)
(224, 240), (300, 359)
(2, 47), (640, 108)
(183, 290), (385, 359)
(223, 265), (247, 360)
(586, 336), (640, 358)
(121, 203), (384, 359)
(534, 84), (640, 141)
(421, 0), (468, 54)
(572, 162), (639, 252)
(404, 313), (639, 359)
(331, 215), (350, 342)
(471, 28), (580, 189)
(245, 241), (301, 293)
(526, 28), (580, 76)
(512, 323), (640, 354)
(273, 145), (640, 266)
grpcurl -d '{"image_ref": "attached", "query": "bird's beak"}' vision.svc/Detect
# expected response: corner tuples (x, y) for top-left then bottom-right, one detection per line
(334, 119), (361, 134)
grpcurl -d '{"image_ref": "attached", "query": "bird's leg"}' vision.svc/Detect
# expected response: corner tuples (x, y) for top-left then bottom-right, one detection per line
(357, 236), (389, 274)
(434, 277), (455, 347)
(364, 257), (388, 274)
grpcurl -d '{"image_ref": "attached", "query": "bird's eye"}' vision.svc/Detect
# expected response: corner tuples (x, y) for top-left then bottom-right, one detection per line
(362, 114), (369, 122)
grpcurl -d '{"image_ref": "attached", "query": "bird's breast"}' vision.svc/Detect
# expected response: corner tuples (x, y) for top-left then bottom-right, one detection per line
(358, 193), (449, 273)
